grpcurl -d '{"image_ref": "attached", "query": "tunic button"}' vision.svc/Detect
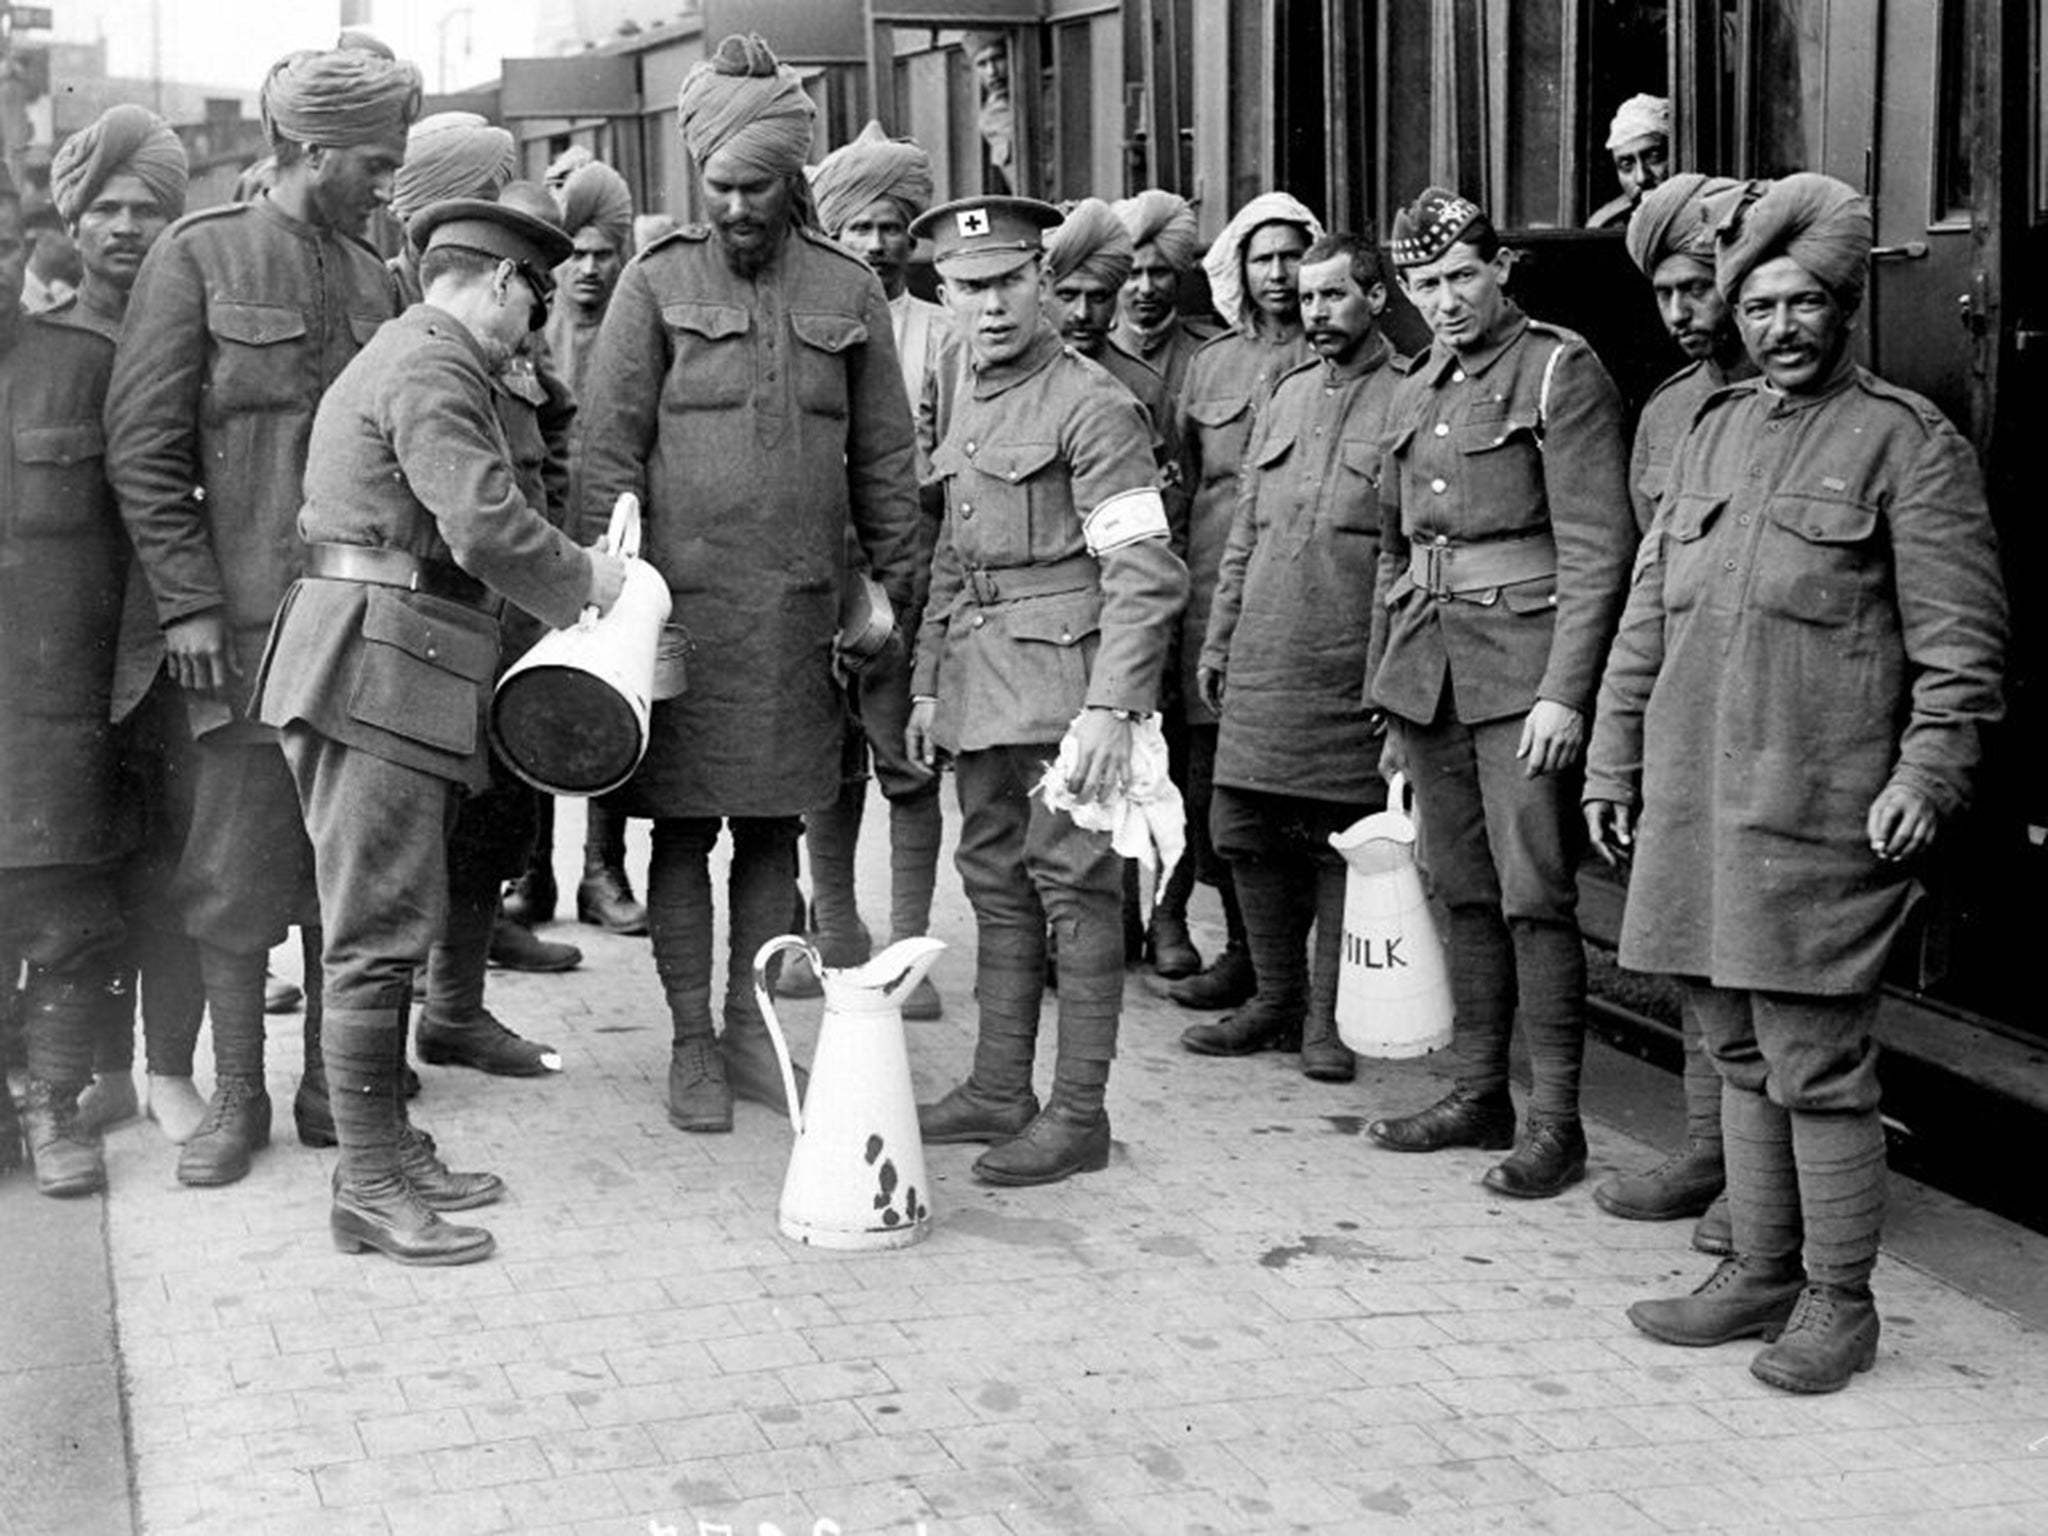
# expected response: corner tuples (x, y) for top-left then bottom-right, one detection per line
(1430, 478), (1447, 494)
(965, 440), (977, 454)
(1724, 560), (1737, 571)
(1738, 513), (1751, 525)
(972, 613), (986, 628)
(1008, 470), (1019, 481)
(1451, 369), (1466, 383)
(1433, 422), (1449, 437)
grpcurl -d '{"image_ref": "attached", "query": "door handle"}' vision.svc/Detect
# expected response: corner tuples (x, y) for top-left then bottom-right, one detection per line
(1871, 241), (1929, 261)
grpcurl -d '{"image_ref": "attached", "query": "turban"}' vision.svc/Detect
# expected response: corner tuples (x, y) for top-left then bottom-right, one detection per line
(1113, 189), (1199, 272)
(677, 33), (815, 184)
(50, 105), (189, 226)
(260, 46), (422, 151)
(1715, 171), (1872, 308)
(545, 145), (593, 190)
(388, 112), (516, 223)
(809, 120), (933, 236)
(1624, 172), (1751, 276)
(1202, 191), (1324, 335)
(556, 160), (634, 254)
(1044, 197), (1134, 290)
(1606, 93), (1670, 152)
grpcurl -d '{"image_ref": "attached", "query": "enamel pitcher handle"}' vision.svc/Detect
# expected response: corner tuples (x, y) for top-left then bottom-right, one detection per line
(750, 935), (814, 1135)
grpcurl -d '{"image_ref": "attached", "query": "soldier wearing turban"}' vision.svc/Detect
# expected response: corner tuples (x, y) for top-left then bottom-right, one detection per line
(576, 33), (922, 1136)
(46, 105), (188, 341)
(389, 113), (515, 226)
(1590, 92), (1672, 229)
(1591, 171), (2007, 1393)
(1111, 189), (1218, 403)
(104, 43), (421, 1192)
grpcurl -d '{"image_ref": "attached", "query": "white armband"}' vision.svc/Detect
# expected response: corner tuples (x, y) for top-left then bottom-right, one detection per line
(1082, 486), (1169, 557)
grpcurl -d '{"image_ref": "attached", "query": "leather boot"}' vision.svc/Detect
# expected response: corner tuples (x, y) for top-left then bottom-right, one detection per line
(1369, 1086), (1515, 1153)
(719, 1018), (806, 1116)
(263, 972), (303, 1014)
(922, 929), (1045, 1143)
(577, 862), (649, 934)
(1180, 1003), (1301, 1055)
(920, 1080), (1039, 1144)
(1166, 945), (1255, 1011)
(1482, 1112), (1588, 1199)
(972, 1100), (1111, 1186)
(1627, 1256), (1808, 1346)
(1750, 1283), (1881, 1393)
(76, 1072), (140, 1134)
(1595, 1143), (1726, 1221)
(175, 1075), (273, 1186)
(499, 866), (556, 928)
(417, 1010), (561, 1076)
(327, 1007), (494, 1266)
(487, 916), (581, 972)
(1145, 911), (1201, 980)
(21, 1080), (104, 1197)
(668, 1029), (732, 1134)
(1297, 862), (1354, 1083)
(1692, 1195), (1735, 1255)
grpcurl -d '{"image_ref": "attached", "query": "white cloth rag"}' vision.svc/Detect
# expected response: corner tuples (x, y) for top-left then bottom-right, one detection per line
(1033, 713), (1186, 908)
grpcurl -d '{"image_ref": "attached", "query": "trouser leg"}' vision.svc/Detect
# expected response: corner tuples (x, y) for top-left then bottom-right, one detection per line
(647, 817), (719, 1042)
(1687, 979), (1804, 1267)
(887, 785), (943, 943)
(803, 778), (869, 966)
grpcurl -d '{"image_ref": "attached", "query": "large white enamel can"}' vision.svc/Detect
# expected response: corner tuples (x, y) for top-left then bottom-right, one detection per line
(1327, 774), (1455, 1059)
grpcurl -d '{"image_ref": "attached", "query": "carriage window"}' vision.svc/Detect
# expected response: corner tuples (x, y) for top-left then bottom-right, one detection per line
(1582, 0), (1672, 226)
(1934, 0), (1976, 220)
(1752, 0), (1827, 176)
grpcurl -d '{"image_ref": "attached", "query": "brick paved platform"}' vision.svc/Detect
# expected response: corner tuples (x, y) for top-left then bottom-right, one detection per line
(19, 794), (2048, 1535)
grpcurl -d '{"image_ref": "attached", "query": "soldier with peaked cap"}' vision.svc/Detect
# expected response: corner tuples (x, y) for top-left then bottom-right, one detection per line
(782, 120), (950, 1023)
(906, 193), (1189, 1186)
(105, 41), (422, 1188)
(1363, 187), (1634, 1199)
(1590, 173), (2007, 1392)
(1167, 192), (1322, 1022)
(257, 197), (627, 1265)
(1590, 171), (1761, 1255)
(576, 34), (922, 1138)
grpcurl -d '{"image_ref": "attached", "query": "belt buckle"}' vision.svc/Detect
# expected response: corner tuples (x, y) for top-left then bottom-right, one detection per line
(968, 567), (999, 605)
(1421, 540), (1448, 598)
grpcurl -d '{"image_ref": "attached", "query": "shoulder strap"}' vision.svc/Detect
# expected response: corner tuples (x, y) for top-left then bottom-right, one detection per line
(1536, 338), (1567, 443)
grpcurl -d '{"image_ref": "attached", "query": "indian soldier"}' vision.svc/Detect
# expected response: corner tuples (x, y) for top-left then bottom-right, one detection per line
(907, 193), (1189, 1185)
(1590, 173), (2007, 1392)
(576, 34), (922, 1134)
(0, 161), (133, 1195)
(1195, 231), (1400, 1084)
(1590, 171), (1759, 1252)
(258, 197), (625, 1265)
(1589, 93), (1671, 230)
(42, 105), (208, 1144)
(1363, 187), (1634, 1199)
(963, 32), (1015, 194)
(1042, 198), (1176, 457)
(778, 120), (949, 1020)
(105, 44), (422, 1183)
(1111, 188), (1220, 403)
(386, 112), (518, 305)
(1168, 192), (1322, 1019)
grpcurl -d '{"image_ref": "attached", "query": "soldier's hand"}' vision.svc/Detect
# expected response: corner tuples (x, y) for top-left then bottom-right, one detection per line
(1069, 707), (1135, 805)
(906, 698), (939, 772)
(1378, 728), (1408, 784)
(1517, 700), (1585, 778)
(163, 610), (239, 697)
(1196, 664), (1225, 716)
(1867, 783), (1938, 863)
(584, 548), (628, 615)
(1584, 800), (1635, 867)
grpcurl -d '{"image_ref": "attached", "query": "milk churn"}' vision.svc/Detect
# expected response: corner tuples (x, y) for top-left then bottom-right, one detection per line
(1327, 774), (1454, 1058)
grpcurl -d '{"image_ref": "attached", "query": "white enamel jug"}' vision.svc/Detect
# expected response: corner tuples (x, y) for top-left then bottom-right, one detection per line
(1328, 773), (1455, 1059)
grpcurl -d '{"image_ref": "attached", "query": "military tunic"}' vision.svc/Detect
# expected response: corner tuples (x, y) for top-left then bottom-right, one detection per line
(1205, 337), (1397, 804)
(575, 224), (922, 819)
(1585, 363), (2007, 995)
(1113, 311), (1223, 405)
(1627, 356), (1753, 534)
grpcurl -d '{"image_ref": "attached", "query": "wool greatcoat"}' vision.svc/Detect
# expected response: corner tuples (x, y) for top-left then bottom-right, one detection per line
(1585, 361), (2007, 995)
(575, 224), (922, 819)
(1171, 329), (1312, 725)
(1204, 335), (1397, 803)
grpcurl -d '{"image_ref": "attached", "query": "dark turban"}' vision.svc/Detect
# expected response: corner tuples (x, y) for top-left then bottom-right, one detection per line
(1203, 191), (1323, 334)
(1044, 198), (1134, 290)
(389, 112), (516, 223)
(50, 105), (189, 226)
(677, 34), (815, 184)
(1624, 172), (1751, 277)
(810, 120), (933, 237)
(260, 46), (423, 151)
(556, 160), (634, 254)
(1716, 171), (1872, 308)
(1113, 189), (1199, 273)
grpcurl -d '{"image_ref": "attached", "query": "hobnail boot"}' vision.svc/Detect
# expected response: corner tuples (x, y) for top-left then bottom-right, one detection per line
(1165, 946), (1255, 1011)
(719, 1020), (805, 1117)
(499, 868), (556, 928)
(416, 1010), (561, 1077)
(576, 863), (649, 935)
(175, 1075), (272, 1187)
(20, 1079), (105, 1197)
(331, 1171), (496, 1266)
(1180, 1003), (1302, 1056)
(1368, 1086), (1516, 1153)
(1482, 1113), (1589, 1199)
(486, 917), (582, 973)
(1749, 1284), (1881, 1394)
(972, 1104), (1111, 1187)
(395, 1124), (505, 1211)
(1626, 1257), (1807, 1346)
(1595, 1142), (1726, 1221)
(919, 1081), (1041, 1145)
(1146, 913), (1202, 979)
(667, 1037), (733, 1134)
(1692, 1195), (1735, 1256)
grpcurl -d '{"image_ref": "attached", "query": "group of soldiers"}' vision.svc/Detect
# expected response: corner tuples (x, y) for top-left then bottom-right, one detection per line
(0, 35), (2009, 1398)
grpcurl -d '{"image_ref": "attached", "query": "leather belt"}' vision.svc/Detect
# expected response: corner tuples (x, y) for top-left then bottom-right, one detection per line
(963, 554), (1098, 606)
(305, 542), (494, 611)
(1408, 531), (1557, 599)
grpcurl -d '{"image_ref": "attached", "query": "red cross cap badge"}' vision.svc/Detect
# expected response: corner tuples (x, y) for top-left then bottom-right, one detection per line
(956, 207), (991, 238)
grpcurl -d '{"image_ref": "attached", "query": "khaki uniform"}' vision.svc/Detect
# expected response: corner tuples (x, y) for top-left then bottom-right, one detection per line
(1626, 356), (1751, 534)
(1113, 311), (1223, 405)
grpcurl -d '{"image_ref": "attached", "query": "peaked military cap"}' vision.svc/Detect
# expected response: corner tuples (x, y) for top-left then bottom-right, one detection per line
(910, 194), (1061, 280)
(1389, 186), (1488, 268)
(409, 196), (574, 275)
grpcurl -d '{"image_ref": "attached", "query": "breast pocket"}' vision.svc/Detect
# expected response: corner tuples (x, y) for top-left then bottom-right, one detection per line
(1184, 394), (1253, 486)
(1453, 415), (1544, 514)
(661, 302), (751, 411)
(10, 423), (107, 535)
(347, 589), (499, 757)
(1008, 589), (1103, 703)
(969, 440), (1063, 559)
(1658, 492), (1726, 615)
(1332, 437), (1383, 534)
(207, 301), (308, 414)
(789, 311), (866, 419)
(1757, 494), (1883, 626)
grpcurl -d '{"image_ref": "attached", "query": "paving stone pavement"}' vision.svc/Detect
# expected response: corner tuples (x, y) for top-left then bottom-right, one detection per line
(77, 796), (2048, 1535)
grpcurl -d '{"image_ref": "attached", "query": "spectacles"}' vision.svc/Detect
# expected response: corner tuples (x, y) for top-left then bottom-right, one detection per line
(511, 260), (553, 330)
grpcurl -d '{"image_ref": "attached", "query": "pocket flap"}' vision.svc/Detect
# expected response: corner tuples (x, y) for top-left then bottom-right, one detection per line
(1454, 417), (1538, 453)
(1338, 438), (1381, 477)
(13, 423), (106, 465)
(930, 441), (967, 478)
(348, 313), (385, 346)
(1503, 578), (1559, 614)
(210, 301), (308, 347)
(1183, 394), (1251, 429)
(360, 589), (498, 682)
(1666, 492), (1726, 542)
(661, 301), (750, 340)
(1768, 494), (1879, 545)
(1007, 590), (1102, 646)
(974, 440), (1060, 484)
(1249, 430), (1295, 469)
(789, 310), (868, 354)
